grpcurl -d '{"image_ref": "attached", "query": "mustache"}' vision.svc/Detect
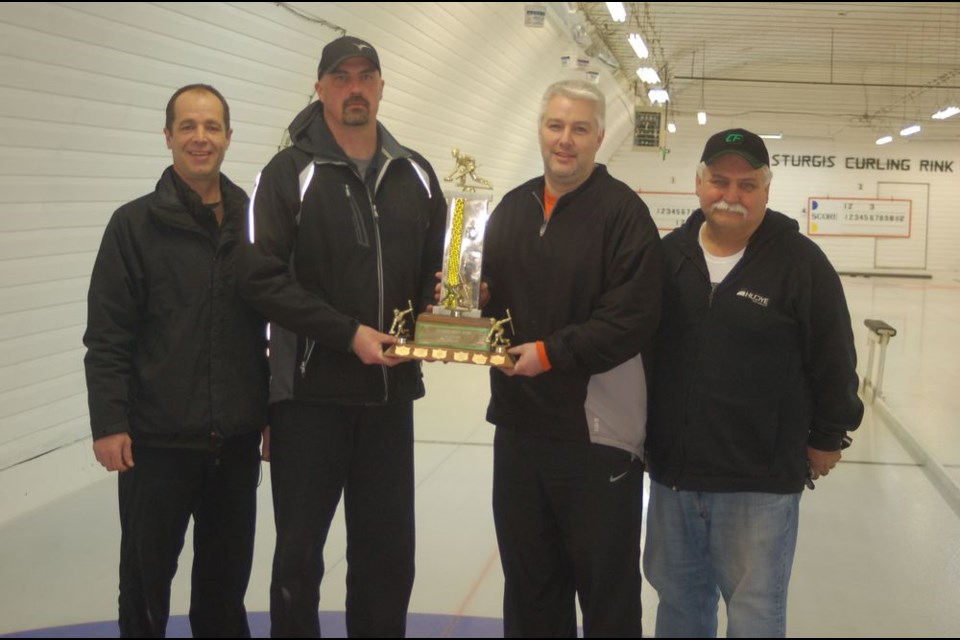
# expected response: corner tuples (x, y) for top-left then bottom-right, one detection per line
(711, 201), (749, 217)
(343, 96), (370, 109)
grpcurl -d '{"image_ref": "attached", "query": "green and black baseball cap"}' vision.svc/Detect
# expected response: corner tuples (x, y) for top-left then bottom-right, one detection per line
(700, 128), (769, 168)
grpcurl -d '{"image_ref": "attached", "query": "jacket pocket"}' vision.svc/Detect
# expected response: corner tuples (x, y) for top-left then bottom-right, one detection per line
(689, 395), (781, 478)
(344, 184), (370, 248)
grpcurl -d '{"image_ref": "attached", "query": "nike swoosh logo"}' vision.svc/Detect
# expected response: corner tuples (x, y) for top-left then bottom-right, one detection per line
(609, 471), (629, 483)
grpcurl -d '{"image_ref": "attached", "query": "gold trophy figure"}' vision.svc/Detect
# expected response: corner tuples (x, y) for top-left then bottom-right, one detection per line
(443, 148), (493, 193)
(486, 310), (514, 367)
(487, 310), (513, 352)
(389, 301), (414, 347)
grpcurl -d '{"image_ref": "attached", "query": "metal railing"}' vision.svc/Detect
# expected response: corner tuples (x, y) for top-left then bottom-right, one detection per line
(861, 319), (897, 401)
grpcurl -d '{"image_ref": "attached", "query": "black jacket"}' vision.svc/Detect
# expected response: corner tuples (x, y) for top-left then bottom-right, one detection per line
(483, 165), (662, 450)
(646, 208), (864, 493)
(83, 168), (269, 446)
(240, 102), (446, 405)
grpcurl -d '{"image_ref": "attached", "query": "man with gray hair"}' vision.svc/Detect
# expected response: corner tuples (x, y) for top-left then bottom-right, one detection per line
(481, 79), (662, 636)
(643, 128), (863, 637)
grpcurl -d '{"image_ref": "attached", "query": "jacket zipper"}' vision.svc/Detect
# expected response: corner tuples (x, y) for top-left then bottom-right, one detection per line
(300, 338), (315, 377)
(204, 212), (228, 439)
(209, 249), (218, 436)
(370, 162), (392, 403)
(532, 191), (549, 236)
(674, 255), (711, 488)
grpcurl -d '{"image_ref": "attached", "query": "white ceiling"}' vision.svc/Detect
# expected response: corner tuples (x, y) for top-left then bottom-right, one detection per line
(559, 2), (960, 143)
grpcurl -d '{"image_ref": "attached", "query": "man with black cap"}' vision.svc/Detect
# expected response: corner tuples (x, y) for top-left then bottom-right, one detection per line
(240, 35), (446, 637)
(643, 129), (864, 637)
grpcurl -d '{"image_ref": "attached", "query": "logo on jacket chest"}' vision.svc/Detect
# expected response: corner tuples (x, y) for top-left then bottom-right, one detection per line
(736, 289), (769, 308)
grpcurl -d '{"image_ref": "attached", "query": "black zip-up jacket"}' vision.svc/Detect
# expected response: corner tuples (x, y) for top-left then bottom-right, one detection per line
(240, 102), (446, 405)
(483, 165), (662, 447)
(83, 168), (269, 446)
(646, 208), (864, 493)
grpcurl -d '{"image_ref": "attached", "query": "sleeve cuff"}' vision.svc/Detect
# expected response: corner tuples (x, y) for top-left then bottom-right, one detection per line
(92, 421), (130, 441)
(807, 430), (843, 451)
(536, 341), (552, 372)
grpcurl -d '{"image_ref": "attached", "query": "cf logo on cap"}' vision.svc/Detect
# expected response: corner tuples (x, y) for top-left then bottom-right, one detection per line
(725, 133), (744, 143)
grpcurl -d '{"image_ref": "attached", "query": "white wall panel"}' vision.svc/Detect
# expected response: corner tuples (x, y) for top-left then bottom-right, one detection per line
(0, 229), (105, 261)
(2, 279), (87, 315)
(0, 327), (84, 367)
(2, 376), (86, 426)
(0, 349), (84, 395)
(0, 302), (86, 342)
(0, 255), (95, 289)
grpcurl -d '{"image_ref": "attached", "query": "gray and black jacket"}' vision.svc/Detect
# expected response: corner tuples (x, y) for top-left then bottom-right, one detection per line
(84, 168), (269, 446)
(482, 165), (663, 456)
(240, 101), (446, 405)
(646, 208), (864, 493)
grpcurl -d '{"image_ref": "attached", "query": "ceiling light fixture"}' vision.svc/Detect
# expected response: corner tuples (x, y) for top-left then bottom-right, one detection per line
(665, 100), (676, 134)
(899, 124), (921, 136)
(875, 134), (894, 145)
(605, 2), (626, 22)
(636, 67), (660, 84)
(628, 33), (649, 59)
(696, 46), (707, 126)
(648, 88), (669, 105)
(932, 105), (960, 120)
(758, 133), (782, 140)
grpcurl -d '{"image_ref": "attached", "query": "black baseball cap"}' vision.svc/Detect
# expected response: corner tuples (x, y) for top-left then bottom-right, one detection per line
(700, 128), (769, 168)
(318, 36), (381, 78)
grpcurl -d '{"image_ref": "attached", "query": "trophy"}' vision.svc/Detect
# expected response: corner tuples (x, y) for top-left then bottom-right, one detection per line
(384, 150), (515, 368)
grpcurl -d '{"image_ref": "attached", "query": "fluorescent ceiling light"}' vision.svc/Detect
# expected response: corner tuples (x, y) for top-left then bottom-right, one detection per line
(875, 135), (893, 145)
(697, 111), (707, 125)
(932, 105), (960, 120)
(899, 124), (921, 136)
(636, 67), (660, 84)
(667, 122), (677, 133)
(605, 2), (626, 22)
(647, 88), (669, 104)
(628, 33), (649, 59)
(759, 133), (782, 140)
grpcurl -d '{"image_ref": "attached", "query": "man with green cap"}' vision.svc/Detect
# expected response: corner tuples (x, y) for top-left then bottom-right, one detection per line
(643, 128), (864, 637)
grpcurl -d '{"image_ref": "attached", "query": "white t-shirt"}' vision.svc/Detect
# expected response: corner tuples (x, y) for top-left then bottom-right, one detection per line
(699, 223), (745, 285)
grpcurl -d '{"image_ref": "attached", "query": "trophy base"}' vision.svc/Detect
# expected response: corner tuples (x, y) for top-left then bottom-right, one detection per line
(384, 312), (515, 369)
(385, 343), (515, 368)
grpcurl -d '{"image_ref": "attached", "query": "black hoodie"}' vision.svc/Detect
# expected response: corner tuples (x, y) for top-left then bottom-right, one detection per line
(240, 102), (446, 405)
(646, 208), (863, 493)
